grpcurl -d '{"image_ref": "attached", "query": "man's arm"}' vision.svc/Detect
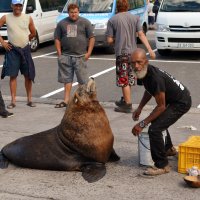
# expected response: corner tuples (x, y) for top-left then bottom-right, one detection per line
(107, 36), (114, 45)
(28, 16), (36, 41)
(0, 15), (12, 51)
(55, 39), (62, 57)
(138, 30), (156, 59)
(0, 16), (6, 41)
(132, 90), (152, 121)
(138, 90), (152, 110)
(132, 91), (166, 136)
(85, 36), (95, 60)
(143, 91), (166, 125)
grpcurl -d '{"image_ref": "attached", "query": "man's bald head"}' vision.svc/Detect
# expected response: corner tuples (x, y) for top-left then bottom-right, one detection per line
(131, 48), (148, 79)
(132, 48), (147, 61)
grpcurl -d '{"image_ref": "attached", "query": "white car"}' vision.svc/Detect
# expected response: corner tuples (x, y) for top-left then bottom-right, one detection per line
(156, 0), (200, 56)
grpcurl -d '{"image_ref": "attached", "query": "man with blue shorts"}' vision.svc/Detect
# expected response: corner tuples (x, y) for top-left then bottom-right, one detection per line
(54, 3), (95, 108)
(0, 0), (36, 109)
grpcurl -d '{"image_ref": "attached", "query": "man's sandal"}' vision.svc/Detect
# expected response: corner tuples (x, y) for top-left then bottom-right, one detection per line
(55, 102), (67, 108)
(27, 102), (36, 107)
(7, 103), (16, 109)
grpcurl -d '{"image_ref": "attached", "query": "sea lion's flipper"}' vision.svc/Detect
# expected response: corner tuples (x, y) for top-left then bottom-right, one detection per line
(81, 163), (106, 183)
(108, 148), (120, 162)
(0, 151), (9, 169)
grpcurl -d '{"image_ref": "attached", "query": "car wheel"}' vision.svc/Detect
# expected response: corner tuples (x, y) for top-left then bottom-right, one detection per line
(157, 49), (171, 56)
(30, 34), (39, 52)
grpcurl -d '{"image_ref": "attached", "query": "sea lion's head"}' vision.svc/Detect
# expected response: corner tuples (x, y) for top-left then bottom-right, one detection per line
(72, 78), (97, 106)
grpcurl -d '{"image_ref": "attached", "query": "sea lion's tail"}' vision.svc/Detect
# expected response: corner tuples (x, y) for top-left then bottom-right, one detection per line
(0, 150), (9, 169)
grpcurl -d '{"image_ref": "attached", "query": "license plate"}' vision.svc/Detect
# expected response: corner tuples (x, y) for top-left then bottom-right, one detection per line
(177, 43), (194, 48)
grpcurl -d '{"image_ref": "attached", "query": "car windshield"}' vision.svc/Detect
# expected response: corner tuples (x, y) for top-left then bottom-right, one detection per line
(0, 0), (13, 12)
(160, 0), (200, 12)
(63, 0), (114, 13)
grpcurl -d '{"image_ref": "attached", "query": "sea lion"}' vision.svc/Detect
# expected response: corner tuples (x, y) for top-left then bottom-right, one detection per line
(0, 78), (120, 182)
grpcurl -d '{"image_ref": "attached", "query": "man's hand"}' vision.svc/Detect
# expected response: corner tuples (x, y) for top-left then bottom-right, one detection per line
(149, 49), (156, 59)
(2, 41), (12, 51)
(132, 108), (141, 121)
(84, 52), (91, 61)
(132, 123), (143, 136)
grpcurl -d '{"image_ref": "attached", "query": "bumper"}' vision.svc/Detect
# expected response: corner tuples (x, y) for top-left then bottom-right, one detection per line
(155, 31), (200, 51)
(94, 29), (109, 48)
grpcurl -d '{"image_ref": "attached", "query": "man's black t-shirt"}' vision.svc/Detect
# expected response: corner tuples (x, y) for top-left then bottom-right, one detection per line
(139, 65), (190, 105)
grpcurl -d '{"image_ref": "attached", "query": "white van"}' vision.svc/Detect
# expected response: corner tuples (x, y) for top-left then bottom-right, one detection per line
(155, 0), (200, 56)
(0, 0), (66, 51)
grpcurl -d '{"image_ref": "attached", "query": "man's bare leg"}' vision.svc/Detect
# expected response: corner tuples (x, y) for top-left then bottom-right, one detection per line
(64, 82), (72, 104)
(10, 76), (17, 105)
(24, 75), (32, 103)
(122, 85), (132, 104)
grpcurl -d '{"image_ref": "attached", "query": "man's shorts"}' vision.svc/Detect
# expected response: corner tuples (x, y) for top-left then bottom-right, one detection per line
(2, 48), (29, 78)
(148, 16), (155, 25)
(57, 54), (88, 84)
(116, 54), (135, 87)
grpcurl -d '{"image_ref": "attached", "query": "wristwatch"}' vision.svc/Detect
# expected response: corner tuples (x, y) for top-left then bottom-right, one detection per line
(139, 120), (147, 128)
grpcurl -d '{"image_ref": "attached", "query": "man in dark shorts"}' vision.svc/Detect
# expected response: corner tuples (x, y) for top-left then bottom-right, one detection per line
(106, 0), (155, 113)
(131, 48), (192, 176)
(54, 3), (95, 108)
(0, 0), (36, 109)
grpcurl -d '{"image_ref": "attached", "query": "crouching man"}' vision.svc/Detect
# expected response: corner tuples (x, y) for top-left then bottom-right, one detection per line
(131, 48), (192, 176)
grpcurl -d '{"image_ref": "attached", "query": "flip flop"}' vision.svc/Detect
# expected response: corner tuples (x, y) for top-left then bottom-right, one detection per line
(55, 102), (67, 108)
(7, 103), (16, 109)
(27, 102), (36, 107)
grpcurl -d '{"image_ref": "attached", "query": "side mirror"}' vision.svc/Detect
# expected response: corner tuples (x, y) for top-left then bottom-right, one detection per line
(26, 5), (34, 14)
(58, 6), (63, 13)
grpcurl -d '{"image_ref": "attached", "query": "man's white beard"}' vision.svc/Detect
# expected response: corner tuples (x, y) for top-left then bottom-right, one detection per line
(134, 66), (148, 79)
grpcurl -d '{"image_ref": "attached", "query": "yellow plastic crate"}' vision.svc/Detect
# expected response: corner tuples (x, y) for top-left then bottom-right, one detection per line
(178, 136), (200, 174)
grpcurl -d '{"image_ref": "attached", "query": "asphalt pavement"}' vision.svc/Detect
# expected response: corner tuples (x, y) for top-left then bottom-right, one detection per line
(0, 96), (200, 200)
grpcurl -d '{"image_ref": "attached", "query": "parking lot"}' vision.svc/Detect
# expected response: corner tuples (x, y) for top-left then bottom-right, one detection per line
(0, 30), (200, 108)
(0, 30), (200, 200)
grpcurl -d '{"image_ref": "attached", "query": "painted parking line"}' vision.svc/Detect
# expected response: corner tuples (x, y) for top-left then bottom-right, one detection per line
(1, 57), (200, 68)
(42, 55), (116, 61)
(32, 51), (56, 59)
(40, 66), (116, 98)
(0, 51), (56, 68)
(40, 51), (200, 99)
(149, 60), (200, 64)
(29, 54), (200, 64)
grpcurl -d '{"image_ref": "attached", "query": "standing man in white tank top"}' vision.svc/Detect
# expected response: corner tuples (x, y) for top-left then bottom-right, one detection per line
(0, 0), (36, 109)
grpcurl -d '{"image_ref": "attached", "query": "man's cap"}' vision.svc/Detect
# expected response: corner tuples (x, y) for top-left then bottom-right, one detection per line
(12, 0), (24, 5)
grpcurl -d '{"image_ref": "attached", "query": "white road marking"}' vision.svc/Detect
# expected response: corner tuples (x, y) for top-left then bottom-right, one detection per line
(0, 51), (56, 68)
(149, 59), (200, 64)
(32, 51), (56, 59)
(1, 50), (200, 67)
(1, 50), (200, 108)
(42, 55), (116, 61)
(26, 54), (200, 64)
(40, 66), (116, 98)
